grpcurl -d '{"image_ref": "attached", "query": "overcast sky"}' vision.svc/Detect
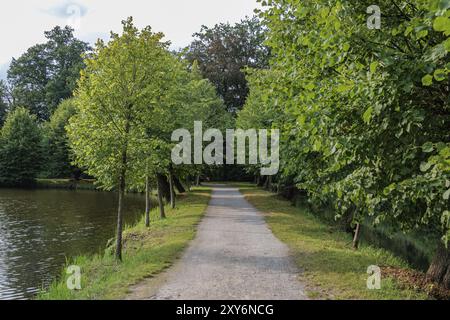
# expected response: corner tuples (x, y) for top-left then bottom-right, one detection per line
(0, 0), (260, 80)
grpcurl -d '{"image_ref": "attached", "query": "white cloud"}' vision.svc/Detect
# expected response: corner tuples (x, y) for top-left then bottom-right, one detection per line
(0, 0), (260, 68)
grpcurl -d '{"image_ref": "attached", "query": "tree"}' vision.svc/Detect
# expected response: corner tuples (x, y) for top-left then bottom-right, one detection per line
(157, 176), (167, 219)
(144, 167), (152, 227)
(67, 18), (176, 261)
(237, 68), (285, 186)
(43, 98), (78, 178)
(0, 80), (9, 126)
(141, 59), (231, 211)
(0, 107), (43, 186)
(184, 16), (270, 115)
(242, 0), (450, 287)
(7, 26), (90, 121)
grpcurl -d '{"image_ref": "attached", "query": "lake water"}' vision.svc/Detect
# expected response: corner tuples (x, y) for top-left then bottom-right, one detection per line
(0, 188), (147, 300)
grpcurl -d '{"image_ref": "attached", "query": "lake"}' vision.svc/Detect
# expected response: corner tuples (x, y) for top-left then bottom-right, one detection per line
(0, 188), (148, 300)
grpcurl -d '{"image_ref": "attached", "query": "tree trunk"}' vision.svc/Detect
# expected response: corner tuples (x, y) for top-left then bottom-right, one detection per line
(352, 223), (361, 250)
(174, 176), (186, 193)
(157, 174), (171, 202)
(256, 174), (260, 186)
(427, 242), (450, 289)
(257, 175), (266, 187)
(145, 174), (150, 228)
(157, 177), (166, 219)
(264, 175), (272, 190)
(115, 151), (127, 261)
(185, 177), (191, 192)
(196, 174), (200, 186)
(169, 169), (175, 209)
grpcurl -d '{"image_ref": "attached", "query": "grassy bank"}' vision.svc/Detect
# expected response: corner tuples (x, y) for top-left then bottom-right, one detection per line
(238, 184), (428, 300)
(38, 187), (211, 300)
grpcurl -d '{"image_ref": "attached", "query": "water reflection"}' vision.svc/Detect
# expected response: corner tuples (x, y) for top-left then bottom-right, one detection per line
(0, 188), (148, 300)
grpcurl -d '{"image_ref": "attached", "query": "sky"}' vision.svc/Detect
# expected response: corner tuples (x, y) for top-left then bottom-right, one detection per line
(0, 0), (260, 80)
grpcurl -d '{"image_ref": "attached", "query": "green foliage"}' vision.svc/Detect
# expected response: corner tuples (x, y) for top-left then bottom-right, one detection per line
(237, 68), (286, 176)
(134, 59), (231, 191)
(67, 18), (175, 191)
(0, 80), (8, 126)
(7, 26), (90, 121)
(66, 18), (230, 260)
(0, 107), (43, 186)
(239, 0), (450, 249)
(185, 16), (270, 114)
(42, 99), (78, 178)
(67, 18), (229, 192)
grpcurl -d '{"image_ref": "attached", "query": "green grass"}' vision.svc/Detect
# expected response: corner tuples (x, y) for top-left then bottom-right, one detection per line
(237, 183), (428, 300)
(37, 187), (211, 300)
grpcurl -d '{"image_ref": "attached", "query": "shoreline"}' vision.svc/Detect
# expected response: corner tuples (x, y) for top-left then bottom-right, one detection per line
(37, 187), (212, 300)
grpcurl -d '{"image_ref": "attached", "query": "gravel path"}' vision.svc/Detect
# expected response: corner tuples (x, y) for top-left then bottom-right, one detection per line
(127, 185), (308, 300)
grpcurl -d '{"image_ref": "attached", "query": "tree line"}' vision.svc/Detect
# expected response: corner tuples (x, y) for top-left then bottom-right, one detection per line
(67, 18), (237, 260)
(0, 15), (269, 262)
(0, 16), (269, 186)
(5, 1), (444, 290)
(237, 0), (449, 289)
(0, 26), (89, 185)
(0, 18), (236, 262)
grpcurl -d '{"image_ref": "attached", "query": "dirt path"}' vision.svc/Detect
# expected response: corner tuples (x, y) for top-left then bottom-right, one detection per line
(127, 185), (308, 300)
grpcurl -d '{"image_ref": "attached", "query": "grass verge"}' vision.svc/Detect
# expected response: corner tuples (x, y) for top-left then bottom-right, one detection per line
(37, 187), (211, 300)
(238, 183), (429, 300)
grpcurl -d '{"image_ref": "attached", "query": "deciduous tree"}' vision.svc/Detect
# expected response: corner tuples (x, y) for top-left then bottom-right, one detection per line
(67, 18), (174, 261)
(8, 26), (90, 121)
(0, 80), (8, 126)
(0, 107), (43, 186)
(240, 0), (450, 287)
(185, 17), (270, 115)
(43, 99), (78, 178)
